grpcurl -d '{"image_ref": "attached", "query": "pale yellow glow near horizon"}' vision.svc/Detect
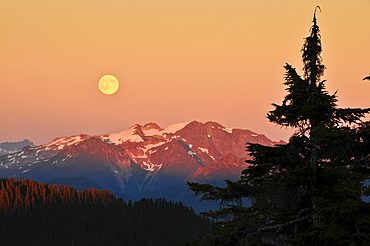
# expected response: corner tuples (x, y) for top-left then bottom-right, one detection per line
(98, 75), (119, 95)
(1, 0), (369, 145)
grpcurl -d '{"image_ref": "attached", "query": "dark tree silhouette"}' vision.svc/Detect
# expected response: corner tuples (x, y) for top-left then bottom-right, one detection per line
(186, 7), (370, 246)
(0, 177), (213, 246)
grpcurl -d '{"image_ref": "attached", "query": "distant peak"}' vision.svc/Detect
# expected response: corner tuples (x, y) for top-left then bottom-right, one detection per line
(128, 124), (144, 136)
(188, 120), (203, 126)
(143, 122), (163, 131)
(0, 139), (35, 146)
(205, 121), (225, 128)
(22, 139), (35, 145)
(129, 124), (142, 130)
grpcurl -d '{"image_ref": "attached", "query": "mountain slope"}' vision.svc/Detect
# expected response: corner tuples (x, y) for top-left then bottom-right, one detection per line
(0, 121), (284, 199)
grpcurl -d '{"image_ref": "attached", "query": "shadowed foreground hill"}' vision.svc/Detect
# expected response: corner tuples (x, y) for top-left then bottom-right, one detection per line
(0, 177), (213, 246)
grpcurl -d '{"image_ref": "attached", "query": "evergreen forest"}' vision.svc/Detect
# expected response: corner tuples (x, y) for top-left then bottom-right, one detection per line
(186, 7), (370, 246)
(0, 177), (213, 246)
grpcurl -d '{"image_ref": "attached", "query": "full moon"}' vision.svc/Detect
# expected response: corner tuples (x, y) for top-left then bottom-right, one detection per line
(98, 75), (119, 95)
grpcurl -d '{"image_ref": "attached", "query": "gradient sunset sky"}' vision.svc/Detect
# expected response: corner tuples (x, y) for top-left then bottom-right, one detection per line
(1, 0), (369, 145)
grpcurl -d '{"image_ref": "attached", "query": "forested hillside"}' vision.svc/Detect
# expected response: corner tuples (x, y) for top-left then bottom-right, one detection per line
(0, 177), (213, 246)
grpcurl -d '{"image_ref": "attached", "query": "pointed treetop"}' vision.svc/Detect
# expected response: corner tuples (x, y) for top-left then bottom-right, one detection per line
(313, 6), (321, 29)
(301, 6), (325, 85)
(314, 6), (321, 19)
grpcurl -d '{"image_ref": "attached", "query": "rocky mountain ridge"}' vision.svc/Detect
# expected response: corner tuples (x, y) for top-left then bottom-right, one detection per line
(0, 121), (284, 203)
(0, 139), (35, 156)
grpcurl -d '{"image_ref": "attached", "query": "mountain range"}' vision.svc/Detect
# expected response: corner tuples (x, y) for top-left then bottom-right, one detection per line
(0, 121), (284, 210)
(0, 139), (35, 156)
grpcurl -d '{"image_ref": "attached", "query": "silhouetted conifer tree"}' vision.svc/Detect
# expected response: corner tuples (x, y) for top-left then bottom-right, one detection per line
(187, 7), (370, 246)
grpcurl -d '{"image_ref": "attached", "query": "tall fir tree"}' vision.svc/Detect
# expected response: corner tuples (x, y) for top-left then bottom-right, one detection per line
(187, 7), (370, 246)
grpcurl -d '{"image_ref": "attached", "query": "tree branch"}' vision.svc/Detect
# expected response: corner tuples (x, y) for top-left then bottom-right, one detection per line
(254, 215), (311, 234)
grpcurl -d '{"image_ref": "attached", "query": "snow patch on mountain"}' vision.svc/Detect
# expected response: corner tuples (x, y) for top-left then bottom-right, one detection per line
(131, 152), (148, 159)
(106, 122), (190, 144)
(143, 142), (166, 151)
(142, 128), (163, 136)
(162, 122), (190, 135)
(45, 135), (90, 150)
(106, 128), (143, 144)
(198, 147), (209, 154)
(142, 161), (162, 171)
(223, 128), (233, 134)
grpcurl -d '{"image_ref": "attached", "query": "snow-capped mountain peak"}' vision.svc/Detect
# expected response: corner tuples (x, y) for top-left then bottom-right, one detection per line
(0, 120), (286, 197)
(102, 121), (191, 145)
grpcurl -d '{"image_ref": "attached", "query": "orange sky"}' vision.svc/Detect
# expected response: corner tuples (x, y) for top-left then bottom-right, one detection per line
(1, 0), (370, 145)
